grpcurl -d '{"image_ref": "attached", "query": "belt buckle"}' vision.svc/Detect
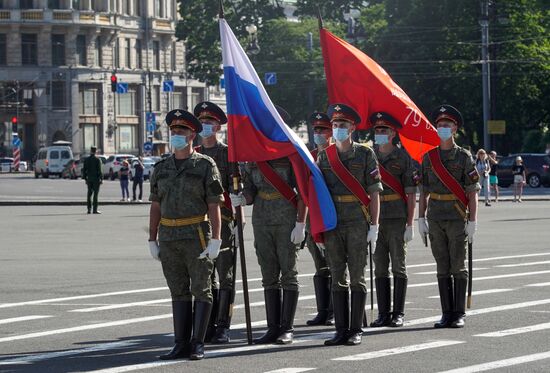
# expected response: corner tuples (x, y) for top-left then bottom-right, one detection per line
(171, 218), (177, 226)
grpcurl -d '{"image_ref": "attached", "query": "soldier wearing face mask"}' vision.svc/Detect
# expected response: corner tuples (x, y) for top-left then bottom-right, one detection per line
(316, 103), (382, 346)
(193, 101), (235, 345)
(418, 104), (480, 329)
(369, 112), (418, 328)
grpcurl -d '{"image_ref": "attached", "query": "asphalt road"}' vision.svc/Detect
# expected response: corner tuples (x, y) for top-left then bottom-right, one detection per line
(1, 198), (550, 372)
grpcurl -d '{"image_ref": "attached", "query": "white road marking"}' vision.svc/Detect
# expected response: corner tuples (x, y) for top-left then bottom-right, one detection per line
(437, 351), (550, 373)
(525, 282), (550, 287)
(0, 340), (143, 365)
(427, 289), (514, 299)
(263, 369), (316, 373)
(70, 299), (172, 313)
(332, 340), (464, 361)
(0, 315), (52, 325)
(474, 322), (550, 338)
(234, 295), (316, 309)
(415, 268), (487, 275)
(472, 252), (550, 262)
(495, 260), (550, 268)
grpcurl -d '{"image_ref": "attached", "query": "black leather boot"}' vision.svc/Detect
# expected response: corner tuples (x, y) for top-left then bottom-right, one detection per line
(253, 289), (281, 344)
(189, 301), (213, 360)
(307, 276), (331, 326)
(204, 287), (218, 343)
(346, 291), (366, 345)
(451, 277), (467, 328)
(212, 288), (232, 343)
(159, 300), (192, 360)
(276, 290), (299, 344)
(324, 291), (349, 346)
(434, 278), (454, 328)
(370, 278), (392, 327)
(326, 279), (334, 325)
(390, 277), (408, 327)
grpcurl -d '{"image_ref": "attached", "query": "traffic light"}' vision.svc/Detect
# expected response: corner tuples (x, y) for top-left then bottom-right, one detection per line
(110, 73), (118, 93)
(11, 116), (17, 132)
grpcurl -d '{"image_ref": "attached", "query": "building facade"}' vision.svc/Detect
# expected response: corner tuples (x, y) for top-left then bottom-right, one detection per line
(0, 0), (208, 160)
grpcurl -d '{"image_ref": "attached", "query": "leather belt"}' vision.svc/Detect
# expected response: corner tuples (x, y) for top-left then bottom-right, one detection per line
(429, 193), (457, 201)
(160, 215), (207, 227)
(380, 193), (401, 202)
(333, 194), (358, 203)
(258, 190), (283, 200)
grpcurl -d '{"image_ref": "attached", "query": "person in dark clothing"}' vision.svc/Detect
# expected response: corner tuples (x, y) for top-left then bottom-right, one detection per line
(82, 146), (103, 214)
(132, 157), (144, 202)
(120, 160), (130, 201)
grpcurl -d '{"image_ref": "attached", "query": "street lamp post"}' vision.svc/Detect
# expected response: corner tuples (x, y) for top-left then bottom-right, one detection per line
(480, 0), (491, 150)
(245, 24), (260, 56)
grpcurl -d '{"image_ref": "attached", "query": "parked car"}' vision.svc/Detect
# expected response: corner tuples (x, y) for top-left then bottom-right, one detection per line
(130, 157), (157, 181)
(34, 146), (74, 178)
(62, 159), (79, 179)
(0, 157), (14, 172)
(78, 155), (106, 179)
(103, 154), (135, 180)
(496, 153), (550, 188)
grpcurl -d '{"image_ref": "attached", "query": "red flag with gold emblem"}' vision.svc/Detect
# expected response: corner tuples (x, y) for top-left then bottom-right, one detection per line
(319, 27), (439, 162)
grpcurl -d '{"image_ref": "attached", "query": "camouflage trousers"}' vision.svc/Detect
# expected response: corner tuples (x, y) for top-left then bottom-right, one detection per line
(160, 239), (214, 302)
(428, 219), (468, 280)
(211, 219), (234, 290)
(307, 233), (330, 278)
(253, 223), (299, 291)
(325, 222), (368, 293)
(374, 218), (407, 279)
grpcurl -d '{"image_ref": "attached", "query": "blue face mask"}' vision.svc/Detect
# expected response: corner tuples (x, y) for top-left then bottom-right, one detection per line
(200, 124), (214, 138)
(333, 128), (350, 142)
(171, 135), (188, 150)
(314, 134), (327, 146)
(374, 134), (389, 145)
(437, 127), (452, 141)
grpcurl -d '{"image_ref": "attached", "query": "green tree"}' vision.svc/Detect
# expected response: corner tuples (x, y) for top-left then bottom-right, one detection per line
(294, 0), (365, 22)
(177, 0), (285, 85)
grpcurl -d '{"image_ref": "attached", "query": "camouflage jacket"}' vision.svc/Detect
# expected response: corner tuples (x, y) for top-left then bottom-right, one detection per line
(197, 141), (233, 218)
(421, 144), (481, 221)
(149, 152), (224, 241)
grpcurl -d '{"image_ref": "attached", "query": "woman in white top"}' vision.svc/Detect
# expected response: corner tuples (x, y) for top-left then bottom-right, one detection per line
(476, 149), (491, 206)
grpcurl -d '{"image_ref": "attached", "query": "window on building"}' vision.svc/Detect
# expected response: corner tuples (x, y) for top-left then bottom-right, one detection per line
(0, 34), (6, 66)
(21, 34), (37, 65)
(117, 124), (136, 152)
(79, 86), (100, 115)
(48, 0), (61, 9)
(51, 81), (66, 110)
(114, 39), (120, 69)
(20, 0), (34, 9)
(81, 123), (99, 152)
(153, 41), (160, 70)
(135, 39), (142, 69)
(133, 0), (141, 16)
(172, 90), (185, 110)
(51, 34), (65, 66)
(154, 0), (166, 18)
(151, 86), (160, 112)
(94, 36), (102, 66)
(76, 35), (87, 66)
(117, 89), (136, 116)
(171, 42), (177, 72)
(125, 38), (131, 68)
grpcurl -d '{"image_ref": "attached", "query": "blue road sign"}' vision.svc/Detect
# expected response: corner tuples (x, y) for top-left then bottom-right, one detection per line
(146, 112), (156, 131)
(143, 141), (153, 152)
(12, 136), (21, 147)
(265, 72), (277, 85)
(116, 82), (129, 94)
(163, 80), (174, 92)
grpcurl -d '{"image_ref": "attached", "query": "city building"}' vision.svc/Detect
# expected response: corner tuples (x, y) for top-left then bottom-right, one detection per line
(0, 0), (208, 161)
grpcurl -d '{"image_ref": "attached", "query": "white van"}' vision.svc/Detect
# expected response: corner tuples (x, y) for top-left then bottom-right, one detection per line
(34, 146), (73, 178)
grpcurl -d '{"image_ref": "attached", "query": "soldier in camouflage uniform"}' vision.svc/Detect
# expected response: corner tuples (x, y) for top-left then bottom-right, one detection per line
(194, 101), (234, 344)
(317, 104), (383, 346)
(369, 112), (418, 328)
(230, 107), (307, 345)
(148, 109), (224, 361)
(306, 112), (334, 326)
(418, 104), (479, 329)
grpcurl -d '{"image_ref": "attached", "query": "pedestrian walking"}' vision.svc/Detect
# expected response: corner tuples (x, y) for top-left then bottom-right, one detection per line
(512, 156), (526, 202)
(148, 109), (224, 361)
(475, 149), (491, 206)
(119, 160), (130, 201)
(488, 151), (499, 202)
(230, 106), (307, 346)
(82, 146), (103, 214)
(305, 111), (334, 326)
(132, 157), (144, 202)
(317, 103), (382, 346)
(193, 101), (235, 344)
(369, 112), (418, 328)
(418, 104), (480, 329)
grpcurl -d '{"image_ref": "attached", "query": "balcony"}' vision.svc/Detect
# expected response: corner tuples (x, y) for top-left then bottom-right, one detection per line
(0, 9), (126, 29)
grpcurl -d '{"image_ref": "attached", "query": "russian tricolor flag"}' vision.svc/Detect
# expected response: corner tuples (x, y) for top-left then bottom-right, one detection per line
(220, 18), (336, 235)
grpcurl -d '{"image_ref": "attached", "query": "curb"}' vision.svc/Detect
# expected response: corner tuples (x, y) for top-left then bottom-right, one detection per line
(0, 201), (152, 206)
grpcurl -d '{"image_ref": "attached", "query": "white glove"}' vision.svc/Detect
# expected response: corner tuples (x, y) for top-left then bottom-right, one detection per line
(367, 224), (379, 246)
(199, 238), (222, 260)
(465, 221), (477, 243)
(418, 218), (429, 245)
(290, 222), (306, 244)
(404, 225), (414, 243)
(230, 193), (247, 207)
(148, 240), (160, 261)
